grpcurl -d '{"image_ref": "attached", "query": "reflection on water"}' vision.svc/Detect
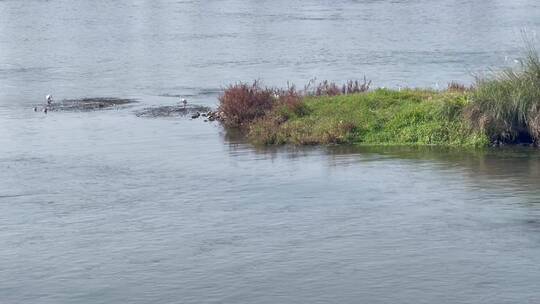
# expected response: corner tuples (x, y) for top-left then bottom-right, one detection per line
(229, 139), (540, 195)
(327, 145), (540, 180)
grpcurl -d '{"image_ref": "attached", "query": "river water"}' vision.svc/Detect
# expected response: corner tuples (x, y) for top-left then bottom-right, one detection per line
(2, 1), (540, 303)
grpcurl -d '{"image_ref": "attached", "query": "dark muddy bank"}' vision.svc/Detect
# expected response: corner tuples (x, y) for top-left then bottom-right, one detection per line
(46, 97), (137, 111)
(135, 104), (222, 120)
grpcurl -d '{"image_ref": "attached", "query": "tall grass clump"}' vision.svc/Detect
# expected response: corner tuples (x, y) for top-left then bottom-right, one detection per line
(305, 77), (371, 96)
(469, 45), (540, 144)
(447, 81), (472, 93)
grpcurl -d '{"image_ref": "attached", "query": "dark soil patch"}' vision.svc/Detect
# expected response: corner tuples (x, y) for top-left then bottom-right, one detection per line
(48, 97), (137, 111)
(135, 105), (212, 118)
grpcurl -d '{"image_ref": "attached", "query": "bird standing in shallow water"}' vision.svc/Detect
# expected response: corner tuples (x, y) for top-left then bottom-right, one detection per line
(46, 94), (53, 105)
(181, 98), (187, 108)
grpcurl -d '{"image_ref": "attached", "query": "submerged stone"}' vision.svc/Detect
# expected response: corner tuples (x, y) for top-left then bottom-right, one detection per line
(135, 104), (211, 118)
(47, 97), (137, 111)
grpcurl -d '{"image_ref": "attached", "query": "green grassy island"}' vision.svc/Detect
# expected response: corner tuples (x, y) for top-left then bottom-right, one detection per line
(218, 48), (540, 148)
(248, 89), (488, 147)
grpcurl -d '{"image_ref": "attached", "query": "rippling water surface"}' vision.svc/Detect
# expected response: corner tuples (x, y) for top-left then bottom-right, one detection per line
(2, 1), (540, 303)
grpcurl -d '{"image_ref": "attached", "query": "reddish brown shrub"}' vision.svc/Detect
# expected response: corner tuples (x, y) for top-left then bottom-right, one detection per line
(218, 81), (275, 127)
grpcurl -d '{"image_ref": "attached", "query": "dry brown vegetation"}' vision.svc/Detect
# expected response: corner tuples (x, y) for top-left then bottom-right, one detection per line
(218, 79), (370, 128)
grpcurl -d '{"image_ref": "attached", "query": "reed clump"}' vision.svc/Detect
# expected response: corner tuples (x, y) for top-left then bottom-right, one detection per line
(447, 81), (473, 93)
(305, 77), (371, 96)
(468, 45), (540, 144)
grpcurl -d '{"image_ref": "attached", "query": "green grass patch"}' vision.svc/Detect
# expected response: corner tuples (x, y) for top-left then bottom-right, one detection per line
(248, 89), (489, 147)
